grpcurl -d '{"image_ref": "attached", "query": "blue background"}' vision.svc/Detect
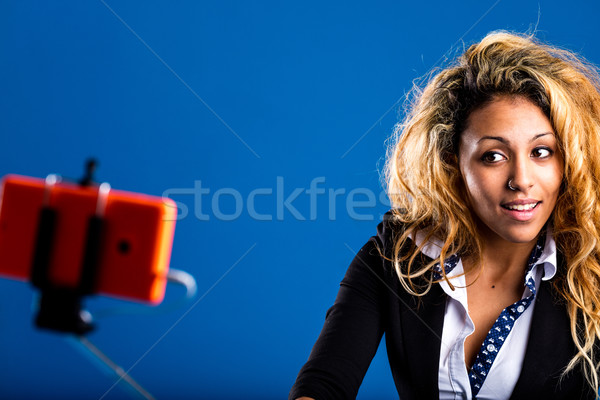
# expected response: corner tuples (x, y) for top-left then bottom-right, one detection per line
(1, 1), (599, 399)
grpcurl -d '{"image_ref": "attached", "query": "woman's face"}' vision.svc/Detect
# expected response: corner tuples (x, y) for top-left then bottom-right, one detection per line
(458, 96), (563, 246)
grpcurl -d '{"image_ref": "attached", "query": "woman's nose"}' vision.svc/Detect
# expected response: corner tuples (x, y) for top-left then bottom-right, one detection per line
(509, 157), (534, 192)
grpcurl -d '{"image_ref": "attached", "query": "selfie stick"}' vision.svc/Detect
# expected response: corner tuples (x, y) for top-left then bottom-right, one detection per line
(29, 160), (156, 400)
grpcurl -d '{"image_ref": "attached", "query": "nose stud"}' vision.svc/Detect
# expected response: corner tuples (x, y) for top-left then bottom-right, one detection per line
(508, 179), (517, 191)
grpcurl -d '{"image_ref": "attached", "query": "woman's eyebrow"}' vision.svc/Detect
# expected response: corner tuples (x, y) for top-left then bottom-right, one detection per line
(477, 136), (507, 144)
(476, 132), (554, 145)
(530, 132), (554, 142)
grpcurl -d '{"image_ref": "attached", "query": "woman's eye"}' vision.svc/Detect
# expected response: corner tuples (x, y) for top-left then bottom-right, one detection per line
(481, 152), (505, 163)
(532, 147), (553, 158)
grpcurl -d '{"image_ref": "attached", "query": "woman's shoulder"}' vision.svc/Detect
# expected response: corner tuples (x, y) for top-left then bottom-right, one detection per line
(371, 209), (438, 282)
(373, 209), (410, 257)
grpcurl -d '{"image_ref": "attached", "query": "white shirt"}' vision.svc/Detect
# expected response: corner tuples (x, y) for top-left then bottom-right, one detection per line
(413, 230), (557, 400)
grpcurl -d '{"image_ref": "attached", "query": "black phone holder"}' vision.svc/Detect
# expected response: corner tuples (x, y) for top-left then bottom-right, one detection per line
(30, 159), (105, 335)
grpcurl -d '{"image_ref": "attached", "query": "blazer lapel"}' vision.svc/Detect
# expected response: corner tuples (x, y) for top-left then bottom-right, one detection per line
(510, 256), (574, 398)
(398, 280), (447, 398)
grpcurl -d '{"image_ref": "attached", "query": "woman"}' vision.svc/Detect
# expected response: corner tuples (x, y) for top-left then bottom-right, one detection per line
(290, 31), (600, 399)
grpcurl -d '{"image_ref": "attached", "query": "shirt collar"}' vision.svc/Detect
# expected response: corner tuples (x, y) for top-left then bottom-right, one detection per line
(411, 228), (558, 281)
(536, 227), (557, 281)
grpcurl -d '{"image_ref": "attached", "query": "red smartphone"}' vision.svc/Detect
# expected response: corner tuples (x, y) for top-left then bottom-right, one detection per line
(0, 174), (177, 304)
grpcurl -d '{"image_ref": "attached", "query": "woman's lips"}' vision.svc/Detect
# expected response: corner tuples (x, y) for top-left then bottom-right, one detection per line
(500, 200), (541, 221)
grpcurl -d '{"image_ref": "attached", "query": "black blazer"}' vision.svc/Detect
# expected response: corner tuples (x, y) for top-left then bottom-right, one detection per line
(289, 214), (595, 400)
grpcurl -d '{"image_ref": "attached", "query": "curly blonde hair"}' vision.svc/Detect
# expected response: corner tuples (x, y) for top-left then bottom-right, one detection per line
(384, 31), (600, 392)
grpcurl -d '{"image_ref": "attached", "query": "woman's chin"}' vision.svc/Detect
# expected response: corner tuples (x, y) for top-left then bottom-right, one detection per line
(478, 223), (545, 246)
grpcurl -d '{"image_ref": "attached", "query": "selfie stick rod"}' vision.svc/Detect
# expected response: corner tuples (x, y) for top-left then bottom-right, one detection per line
(75, 336), (156, 400)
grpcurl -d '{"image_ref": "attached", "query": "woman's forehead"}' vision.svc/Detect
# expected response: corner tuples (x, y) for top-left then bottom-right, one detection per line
(460, 96), (555, 146)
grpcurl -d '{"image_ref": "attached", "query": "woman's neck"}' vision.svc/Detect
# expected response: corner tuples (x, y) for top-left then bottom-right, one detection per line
(464, 234), (538, 289)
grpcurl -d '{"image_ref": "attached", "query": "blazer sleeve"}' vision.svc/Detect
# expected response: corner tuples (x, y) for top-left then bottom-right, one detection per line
(289, 235), (389, 400)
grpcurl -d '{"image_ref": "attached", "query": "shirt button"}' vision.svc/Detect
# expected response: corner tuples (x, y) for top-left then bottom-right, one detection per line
(517, 305), (525, 313)
(487, 344), (496, 352)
